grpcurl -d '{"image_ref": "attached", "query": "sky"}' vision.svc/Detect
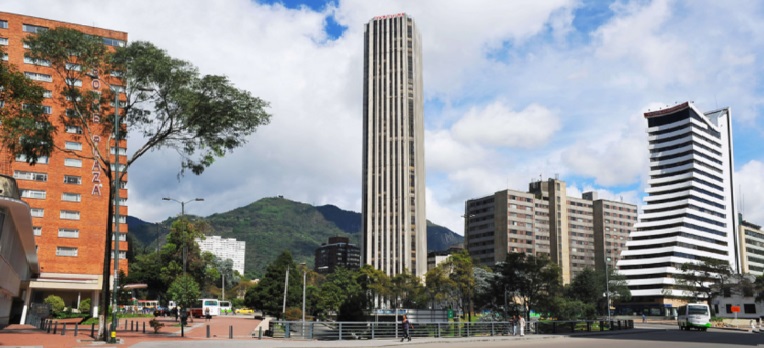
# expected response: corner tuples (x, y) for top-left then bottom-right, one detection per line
(3, 0), (764, 235)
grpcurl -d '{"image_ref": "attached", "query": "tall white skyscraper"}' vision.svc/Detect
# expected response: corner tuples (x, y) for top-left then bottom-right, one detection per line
(618, 102), (738, 311)
(361, 13), (426, 277)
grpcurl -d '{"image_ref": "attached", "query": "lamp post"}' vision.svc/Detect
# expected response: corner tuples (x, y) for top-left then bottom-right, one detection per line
(161, 197), (204, 273)
(300, 262), (306, 337)
(109, 79), (123, 343)
(605, 256), (611, 322)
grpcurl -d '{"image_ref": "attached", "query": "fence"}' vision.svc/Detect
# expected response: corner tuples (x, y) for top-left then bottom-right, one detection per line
(268, 319), (634, 340)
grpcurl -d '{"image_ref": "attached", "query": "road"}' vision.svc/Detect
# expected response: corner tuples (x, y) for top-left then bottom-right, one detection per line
(132, 324), (764, 348)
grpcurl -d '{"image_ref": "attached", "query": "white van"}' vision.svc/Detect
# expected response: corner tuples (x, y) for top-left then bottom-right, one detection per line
(677, 303), (711, 331)
(219, 301), (232, 315)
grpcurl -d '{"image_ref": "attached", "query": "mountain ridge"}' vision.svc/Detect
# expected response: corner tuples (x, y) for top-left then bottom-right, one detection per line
(128, 197), (463, 277)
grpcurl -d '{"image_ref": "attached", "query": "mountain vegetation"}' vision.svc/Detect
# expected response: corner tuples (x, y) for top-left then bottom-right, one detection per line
(128, 196), (464, 278)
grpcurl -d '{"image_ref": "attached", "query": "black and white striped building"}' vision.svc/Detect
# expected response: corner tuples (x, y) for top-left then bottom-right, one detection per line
(617, 102), (738, 310)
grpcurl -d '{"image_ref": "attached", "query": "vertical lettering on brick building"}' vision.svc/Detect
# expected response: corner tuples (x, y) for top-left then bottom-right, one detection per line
(91, 134), (102, 196)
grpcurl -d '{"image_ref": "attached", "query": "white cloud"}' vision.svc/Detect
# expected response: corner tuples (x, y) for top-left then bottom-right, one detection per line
(2, 0), (763, 237)
(452, 102), (561, 148)
(736, 160), (764, 226)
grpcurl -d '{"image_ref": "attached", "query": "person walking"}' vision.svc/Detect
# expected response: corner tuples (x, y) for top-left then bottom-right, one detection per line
(519, 315), (526, 337)
(204, 307), (211, 322)
(401, 315), (414, 342)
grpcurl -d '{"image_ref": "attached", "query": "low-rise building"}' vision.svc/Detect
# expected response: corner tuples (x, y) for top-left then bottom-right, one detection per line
(0, 175), (39, 327)
(314, 236), (360, 274)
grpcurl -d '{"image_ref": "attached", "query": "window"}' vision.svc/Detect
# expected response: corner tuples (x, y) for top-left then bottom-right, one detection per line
(65, 62), (81, 71)
(20, 189), (46, 199)
(23, 56), (50, 66)
(110, 85), (125, 93)
(0, 37), (8, 45)
(60, 210), (80, 220)
(61, 193), (81, 202)
(113, 233), (127, 241)
(110, 147), (127, 155)
(13, 170), (47, 182)
(113, 197), (127, 206)
(0, 20), (7, 29)
(65, 126), (83, 134)
(23, 24), (48, 33)
(63, 175), (82, 184)
(1, 53), (7, 61)
(64, 158), (82, 167)
(110, 163), (126, 172)
(24, 72), (52, 82)
(58, 228), (79, 238)
(102, 37), (126, 47)
(744, 304), (756, 314)
(65, 78), (82, 87)
(56, 246), (78, 257)
(65, 141), (82, 151)
(33, 227), (42, 236)
(31, 208), (44, 217)
(42, 90), (52, 98)
(113, 215), (126, 224)
(22, 104), (52, 114)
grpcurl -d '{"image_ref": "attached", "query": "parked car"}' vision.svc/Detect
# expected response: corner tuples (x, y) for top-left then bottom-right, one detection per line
(235, 307), (254, 315)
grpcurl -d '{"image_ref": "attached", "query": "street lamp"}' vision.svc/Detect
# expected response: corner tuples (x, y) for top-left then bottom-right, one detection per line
(605, 256), (612, 322)
(300, 262), (307, 337)
(161, 197), (204, 273)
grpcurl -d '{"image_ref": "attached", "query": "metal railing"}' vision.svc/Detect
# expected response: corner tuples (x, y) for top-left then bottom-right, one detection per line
(267, 319), (634, 340)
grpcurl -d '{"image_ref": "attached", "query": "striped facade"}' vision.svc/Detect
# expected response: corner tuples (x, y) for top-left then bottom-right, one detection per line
(361, 13), (426, 277)
(617, 102), (738, 304)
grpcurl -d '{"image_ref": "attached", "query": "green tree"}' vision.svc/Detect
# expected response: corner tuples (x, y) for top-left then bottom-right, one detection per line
(672, 258), (734, 313)
(12, 28), (270, 340)
(357, 265), (390, 310)
(0, 46), (52, 163)
(498, 253), (561, 320)
(166, 274), (201, 311)
(44, 295), (66, 316)
(424, 265), (457, 312)
(390, 270), (425, 309)
(245, 251), (301, 319)
(441, 250), (475, 321)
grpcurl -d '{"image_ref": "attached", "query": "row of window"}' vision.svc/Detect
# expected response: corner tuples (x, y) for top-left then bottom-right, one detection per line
(21, 189), (127, 204)
(56, 247), (126, 258)
(15, 155), (128, 171)
(29, 208), (127, 223)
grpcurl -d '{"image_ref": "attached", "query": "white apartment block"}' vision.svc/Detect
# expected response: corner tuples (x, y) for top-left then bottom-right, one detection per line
(361, 13), (427, 277)
(617, 102), (738, 309)
(196, 236), (246, 275)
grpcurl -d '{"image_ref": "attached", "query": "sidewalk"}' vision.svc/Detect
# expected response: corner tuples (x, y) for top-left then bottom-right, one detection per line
(0, 314), (262, 348)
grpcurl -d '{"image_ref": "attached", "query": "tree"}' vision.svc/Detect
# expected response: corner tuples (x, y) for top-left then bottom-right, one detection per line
(498, 253), (561, 320)
(11, 28), (270, 340)
(441, 250), (475, 321)
(673, 258), (734, 313)
(0, 46), (52, 163)
(245, 251), (301, 319)
(357, 264), (390, 310)
(166, 274), (201, 311)
(424, 265), (457, 312)
(390, 270), (425, 309)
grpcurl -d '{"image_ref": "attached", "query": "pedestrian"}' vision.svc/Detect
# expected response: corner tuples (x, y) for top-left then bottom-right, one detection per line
(204, 307), (211, 322)
(173, 306), (179, 322)
(519, 315), (526, 337)
(513, 315), (519, 336)
(642, 313), (646, 323)
(401, 315), (414, 342)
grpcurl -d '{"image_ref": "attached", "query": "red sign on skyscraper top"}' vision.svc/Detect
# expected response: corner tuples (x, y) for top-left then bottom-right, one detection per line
(373, 13), (405, 20)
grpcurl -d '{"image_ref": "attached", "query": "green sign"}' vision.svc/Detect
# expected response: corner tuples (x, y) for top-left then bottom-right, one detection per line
(447, 309), (454, 319)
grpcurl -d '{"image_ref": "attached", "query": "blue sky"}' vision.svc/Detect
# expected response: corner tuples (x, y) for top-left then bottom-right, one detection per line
(3, 0), (764, 233)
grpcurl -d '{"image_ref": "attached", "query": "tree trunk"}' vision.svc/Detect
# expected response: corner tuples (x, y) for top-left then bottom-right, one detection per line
(98, 170), (115, 341)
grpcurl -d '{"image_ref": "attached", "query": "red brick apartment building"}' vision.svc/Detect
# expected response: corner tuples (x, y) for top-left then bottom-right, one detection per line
(0, 11), (128, 324)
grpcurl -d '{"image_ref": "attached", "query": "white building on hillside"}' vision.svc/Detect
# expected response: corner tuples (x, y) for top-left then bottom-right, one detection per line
(196, 236), (246, 275)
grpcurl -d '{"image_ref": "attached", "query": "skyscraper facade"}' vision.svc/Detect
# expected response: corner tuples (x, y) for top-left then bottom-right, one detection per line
(0, 12), (128, 322)
(617, 102), (738, 312)
(361, 13), (426, 277)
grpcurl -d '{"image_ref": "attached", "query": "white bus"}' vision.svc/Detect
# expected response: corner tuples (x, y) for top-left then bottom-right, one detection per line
(677, 303), (711, 331)
(219, 301), (232, 315)
(191, 298), (221, 317)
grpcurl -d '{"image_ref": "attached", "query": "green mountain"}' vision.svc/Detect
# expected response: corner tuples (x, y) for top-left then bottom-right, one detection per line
(128, 197), (463, 278)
